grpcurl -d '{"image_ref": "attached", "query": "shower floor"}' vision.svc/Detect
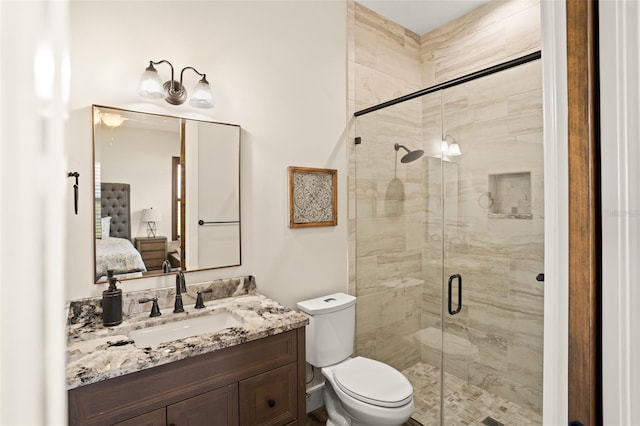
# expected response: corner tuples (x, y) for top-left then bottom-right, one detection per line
(402, 362), (542, 426)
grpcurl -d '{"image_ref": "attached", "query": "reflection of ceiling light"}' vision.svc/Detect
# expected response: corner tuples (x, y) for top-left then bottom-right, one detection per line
(448, 142), (462, 156)
(93, 110), (101, 125)
(100, 113), (126, 128)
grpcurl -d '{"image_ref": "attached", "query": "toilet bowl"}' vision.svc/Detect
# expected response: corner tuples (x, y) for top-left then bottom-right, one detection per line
(297, 293), (414, 426)
(322, 357), (414, 426)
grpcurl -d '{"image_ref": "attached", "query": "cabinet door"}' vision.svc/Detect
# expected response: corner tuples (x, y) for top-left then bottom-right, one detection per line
(239, 363), (297, 426)
(112, 407), (165, 426)
(167, 384), (238, 426)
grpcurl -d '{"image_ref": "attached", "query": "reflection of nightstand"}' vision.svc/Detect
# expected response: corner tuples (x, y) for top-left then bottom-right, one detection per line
(135, 237), (167, 271)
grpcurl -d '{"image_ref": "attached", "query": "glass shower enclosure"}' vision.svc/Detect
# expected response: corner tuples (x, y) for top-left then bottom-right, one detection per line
(354, 57), (544, 426)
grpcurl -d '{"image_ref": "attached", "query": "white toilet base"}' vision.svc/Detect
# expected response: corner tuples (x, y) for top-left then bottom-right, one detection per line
(324, 384), (351, 426)
(322, 364), (414, 426)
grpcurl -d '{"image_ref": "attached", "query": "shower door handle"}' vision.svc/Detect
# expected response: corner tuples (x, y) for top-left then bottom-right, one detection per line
(448, 274), (462, 315)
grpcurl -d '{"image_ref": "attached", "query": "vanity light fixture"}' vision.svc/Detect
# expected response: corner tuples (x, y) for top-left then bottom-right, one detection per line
(141, 208), (161, 238)
(138, 60), (215, 109)
(442, 134), (462, 156)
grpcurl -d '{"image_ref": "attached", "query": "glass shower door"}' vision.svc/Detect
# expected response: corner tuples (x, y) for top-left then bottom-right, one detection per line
(441, 60), (544, 425)
(354, 93), (444, 425)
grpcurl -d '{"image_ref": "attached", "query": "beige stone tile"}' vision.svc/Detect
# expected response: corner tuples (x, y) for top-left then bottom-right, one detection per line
(377, 249), (423, 283)
(356, 216), (406, 257)
(354, 2), (404, 47)
(507, 341), (543, 390)
(509, 259), (544, 315)
(468, 328), (508, 373)
(355, 254), (377, 294)
(354, 23), (377, 68)
(468, 362), (543, 414)
(377, 34), (421, 86)
(506, 4), (541, 58)
(353, 62), (382, 106)
(466, 293), (512, 337)
(355, 329), (377, 359)
(356, 291), (383, 334)
(444, 253), (510, 301)
(507, 307), (543, 349)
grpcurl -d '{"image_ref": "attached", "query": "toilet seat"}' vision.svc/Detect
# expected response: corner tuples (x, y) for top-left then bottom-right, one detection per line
(332, 357), (413, 408)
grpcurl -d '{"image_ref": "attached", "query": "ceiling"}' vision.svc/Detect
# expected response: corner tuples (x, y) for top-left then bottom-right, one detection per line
(357, 0), (491, 35)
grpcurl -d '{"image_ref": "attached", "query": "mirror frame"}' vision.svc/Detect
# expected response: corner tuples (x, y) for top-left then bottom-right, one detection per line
(92, 105), (241, 284)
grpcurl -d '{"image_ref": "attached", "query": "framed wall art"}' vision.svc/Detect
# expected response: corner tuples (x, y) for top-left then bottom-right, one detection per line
(288, 166), (337, 228)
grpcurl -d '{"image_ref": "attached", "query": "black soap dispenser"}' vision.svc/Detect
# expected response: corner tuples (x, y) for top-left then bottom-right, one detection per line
(102, 269), (123, 327)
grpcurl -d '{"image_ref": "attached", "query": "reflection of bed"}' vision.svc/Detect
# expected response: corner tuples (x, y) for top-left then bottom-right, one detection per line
(96, 237), (146, 280)
(96, 183), (146, 281)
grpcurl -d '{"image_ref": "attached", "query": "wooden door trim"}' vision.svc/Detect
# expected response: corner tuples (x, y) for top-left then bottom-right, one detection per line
(566, 0), (601, 424)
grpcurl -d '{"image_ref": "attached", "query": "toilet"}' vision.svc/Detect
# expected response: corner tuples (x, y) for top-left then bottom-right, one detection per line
(297, 293), (414, 426)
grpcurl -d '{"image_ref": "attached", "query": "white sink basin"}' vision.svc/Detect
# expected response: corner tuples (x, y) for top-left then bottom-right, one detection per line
(129, 312), (244, 348)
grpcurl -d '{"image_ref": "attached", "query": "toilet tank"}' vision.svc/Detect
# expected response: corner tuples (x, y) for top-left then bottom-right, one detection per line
(297, 293), (356, 367)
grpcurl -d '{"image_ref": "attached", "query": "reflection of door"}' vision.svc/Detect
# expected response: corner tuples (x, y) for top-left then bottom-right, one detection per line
(184, 122), (241, 270)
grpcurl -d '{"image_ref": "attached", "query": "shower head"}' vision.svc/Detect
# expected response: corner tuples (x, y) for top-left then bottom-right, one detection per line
(394, 143), (424, 163)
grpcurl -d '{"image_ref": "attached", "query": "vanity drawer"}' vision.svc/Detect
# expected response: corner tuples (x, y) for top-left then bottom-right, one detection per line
(239, 363), (297, 426)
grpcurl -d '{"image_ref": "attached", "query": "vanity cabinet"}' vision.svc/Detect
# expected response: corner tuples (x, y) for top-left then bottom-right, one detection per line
(135, 236), (167, 271)
(68, 328), (305, 426)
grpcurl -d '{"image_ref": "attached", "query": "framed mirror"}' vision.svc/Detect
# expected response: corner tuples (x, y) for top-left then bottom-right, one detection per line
(92, 105), (240, 283)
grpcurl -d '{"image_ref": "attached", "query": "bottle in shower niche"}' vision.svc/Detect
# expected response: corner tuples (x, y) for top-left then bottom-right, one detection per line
(102, 269), (122, 326)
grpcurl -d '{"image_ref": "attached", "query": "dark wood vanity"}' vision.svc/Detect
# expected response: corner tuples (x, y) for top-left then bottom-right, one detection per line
(68, 329), (306, 426)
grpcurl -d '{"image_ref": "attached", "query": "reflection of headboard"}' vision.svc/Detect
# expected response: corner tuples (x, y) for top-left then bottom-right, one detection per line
(101, 182), (131, 241)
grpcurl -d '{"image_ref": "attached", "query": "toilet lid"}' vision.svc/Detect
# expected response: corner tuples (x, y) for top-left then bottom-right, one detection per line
(332, 357), (413, 408)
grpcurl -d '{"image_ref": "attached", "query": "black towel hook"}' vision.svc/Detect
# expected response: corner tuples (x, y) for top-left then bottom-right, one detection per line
(67, 172), (79, 215)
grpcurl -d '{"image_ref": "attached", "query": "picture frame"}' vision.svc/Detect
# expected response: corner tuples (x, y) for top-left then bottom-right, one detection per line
(288, 166), (337, 228)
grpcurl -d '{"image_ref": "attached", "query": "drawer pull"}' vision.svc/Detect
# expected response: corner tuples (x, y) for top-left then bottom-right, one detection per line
(267, 399), (276, 408)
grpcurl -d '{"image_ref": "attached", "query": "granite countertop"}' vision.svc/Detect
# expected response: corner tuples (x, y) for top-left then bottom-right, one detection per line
(66, 276), (308, 390)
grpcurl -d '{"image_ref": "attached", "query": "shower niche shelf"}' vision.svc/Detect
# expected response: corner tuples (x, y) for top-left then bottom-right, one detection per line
(486, 172), (532, 219)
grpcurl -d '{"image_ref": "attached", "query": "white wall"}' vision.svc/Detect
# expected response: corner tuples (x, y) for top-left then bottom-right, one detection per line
(66, 0), (348, 308)
(1, 1), (68, 424)
(599, 1), (640, 424)
(540, 0), (569, 423)
(97, 125), (179, 239)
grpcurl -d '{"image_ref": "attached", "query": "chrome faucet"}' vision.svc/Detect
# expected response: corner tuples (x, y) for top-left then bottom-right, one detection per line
(173, 271), (186, 313)
(162, 260), (171, 273)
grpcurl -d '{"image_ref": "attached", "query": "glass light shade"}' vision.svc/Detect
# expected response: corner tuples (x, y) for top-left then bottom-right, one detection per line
(100, 113), (126, 128)
(441, 140), (449, 154)
(448, 142), (462, 156)
(189, 81), (215, 109)
(138, 70), (165, 99)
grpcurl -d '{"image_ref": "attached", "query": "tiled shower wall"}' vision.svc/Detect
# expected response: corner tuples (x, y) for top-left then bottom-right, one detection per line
(349, 0), (543, 414)
(350, 0), (425, 372)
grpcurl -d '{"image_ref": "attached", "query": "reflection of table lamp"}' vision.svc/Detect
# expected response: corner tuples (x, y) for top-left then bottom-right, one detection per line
(141, 208), (161, 237)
